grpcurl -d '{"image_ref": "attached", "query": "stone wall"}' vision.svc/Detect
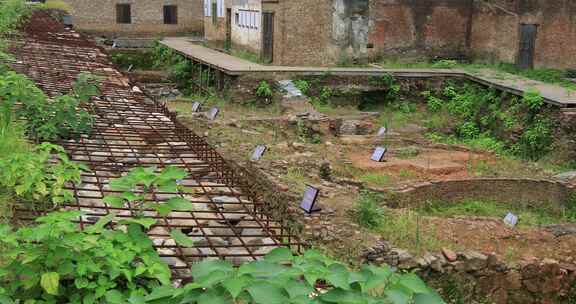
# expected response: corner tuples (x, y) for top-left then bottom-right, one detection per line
(390, 178), (575, 212)
(363, 240), (576, 304)
(62, 0), (203, 36)
(470, 0), (576, 69)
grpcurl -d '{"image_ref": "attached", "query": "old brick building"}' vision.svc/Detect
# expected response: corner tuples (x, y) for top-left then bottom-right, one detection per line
(205, 0), (576, 70)
(62, 0), (203, 36)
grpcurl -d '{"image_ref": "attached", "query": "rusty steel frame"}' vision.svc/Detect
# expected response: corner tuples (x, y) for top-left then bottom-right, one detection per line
(8, 11), (300, 279)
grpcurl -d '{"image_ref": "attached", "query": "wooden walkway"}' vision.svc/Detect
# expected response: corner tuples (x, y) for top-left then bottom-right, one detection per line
(161, 37), (576, 108)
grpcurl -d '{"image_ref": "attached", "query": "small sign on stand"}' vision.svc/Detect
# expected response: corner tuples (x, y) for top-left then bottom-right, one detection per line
(191, 101), (201, 112)
(370, 147), (387, 162)
(376, 126), (387, 137)
(207, 107), (219, 121)
(250, 145), (267, 161)
(300, 185), (321, 214)
(504, 212), (518, 227)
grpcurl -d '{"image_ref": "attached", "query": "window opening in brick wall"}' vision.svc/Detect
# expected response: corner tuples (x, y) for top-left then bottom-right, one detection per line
(116, 4), (131, 24)
(164, 5), (178, 24)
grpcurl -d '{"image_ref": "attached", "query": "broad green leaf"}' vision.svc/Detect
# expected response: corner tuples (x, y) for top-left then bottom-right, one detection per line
(121, 191), (142, 202)
(284, 280), (314, 299)
(40, 272), (59, 295)
(414, 293), (446, 304)
(85, 213), (116, 233)
(144, 285), (175, 301)
(326, 264), (350, 290)
(398, 274), (428, 294)
(318, 288), (366, 304)
(247, 282), (288, 304)
(166, 197), (194, 211)
(0, 295), (14, 304)
(191, 260), (234, 282)
(105, 290), (125, 304)
(222, 276), (247, 299)
(197, 270), (228, 288)
(264, 247), (293, 263)
(119, 218), (157, 229)
(170, 229), (194, 247)
(82, 293), (96, 304)
(385, 289), (410, 304)
(197, 289), (233, 304)
(160, 166), (188, 180)
(103, 196), (124, 208)
(239, 261), (287, 278)
(155, 204), (173, 216)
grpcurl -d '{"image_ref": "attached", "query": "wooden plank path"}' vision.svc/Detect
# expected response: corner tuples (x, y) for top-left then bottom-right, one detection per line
(161, 37), (576, 108)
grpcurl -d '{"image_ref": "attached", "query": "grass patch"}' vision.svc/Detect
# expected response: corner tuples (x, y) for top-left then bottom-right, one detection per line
(283, 167), (309, 193)
(360, 173), (391, 187)
(351, 191), (385, 229)
(418, 199), (576, 226)
(378, 208), (444, 254)
(230, 49), (264, 64)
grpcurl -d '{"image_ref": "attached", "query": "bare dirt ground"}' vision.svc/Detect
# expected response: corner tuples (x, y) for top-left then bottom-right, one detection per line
(166, 97), (576, 265)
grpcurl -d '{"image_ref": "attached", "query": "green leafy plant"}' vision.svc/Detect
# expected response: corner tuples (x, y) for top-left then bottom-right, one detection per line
(0, 211), (171, 303)
(431, 59), (458, 69)
(293, 79), (311, 95)
(103, 166), (194, 229)
(0, 0), (30, 60)
(255, 80), (273, 99)
(0, 71), (99, 141)
(0, 143), (87, 206)
(352, 190), (385, 229)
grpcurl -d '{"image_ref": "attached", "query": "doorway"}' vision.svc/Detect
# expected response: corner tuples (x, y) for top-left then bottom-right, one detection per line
(261, 12), (274, 63)
(225, 8), (232, 51)
(517, 24), (538, 69)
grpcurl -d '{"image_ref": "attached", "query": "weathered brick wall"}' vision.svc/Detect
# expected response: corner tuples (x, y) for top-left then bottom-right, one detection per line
(204, 0), (230, 43)
(63, 0), (203, 36)
(369, 0), (473, 60)
(471, 0), (576, 69)
(264, 0), (333, 66)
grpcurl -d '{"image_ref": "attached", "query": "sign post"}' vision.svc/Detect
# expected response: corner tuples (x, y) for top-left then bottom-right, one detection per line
(300, 185), (321, 214)
(370, 147), (387, 162)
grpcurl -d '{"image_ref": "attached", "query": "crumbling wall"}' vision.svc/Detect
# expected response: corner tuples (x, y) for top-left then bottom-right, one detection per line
(330, 0), (370, 63)
(368, 0), (473, 60)
(62, 0), (203, 36)
(470, 0), (576, 69)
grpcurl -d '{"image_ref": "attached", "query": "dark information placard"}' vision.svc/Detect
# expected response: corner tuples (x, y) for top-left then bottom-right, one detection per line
(376, 126), (387, 137)
(191, 102), (201, 112)
(207, 107), (219, 120)
(370, 147), (387, 162)
(300, 185), (321, 213)
(251, 145), (267, 161)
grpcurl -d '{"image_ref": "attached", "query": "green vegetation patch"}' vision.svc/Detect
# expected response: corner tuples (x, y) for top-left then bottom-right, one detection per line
(418, 199), (576, 226)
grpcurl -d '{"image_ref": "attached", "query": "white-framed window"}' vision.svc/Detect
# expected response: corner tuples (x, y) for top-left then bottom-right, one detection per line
(217, 0), (224, 17)
(204, 0), (211, 17)
(237, 10), (259, 29)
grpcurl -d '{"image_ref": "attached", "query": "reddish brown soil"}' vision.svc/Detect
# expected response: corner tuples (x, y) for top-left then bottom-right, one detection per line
(347, 147), (492, 180)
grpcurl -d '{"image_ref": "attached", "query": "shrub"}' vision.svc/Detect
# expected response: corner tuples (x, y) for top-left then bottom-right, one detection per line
(352, 191), (385, 229)
(0, 211), (171, 303)
(0, 71), (99, 141)
(255, 80), (273, 99)
(0, 143), (87, 206)
(293, 79), (310, 95)
(103, 166), (194, 231)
